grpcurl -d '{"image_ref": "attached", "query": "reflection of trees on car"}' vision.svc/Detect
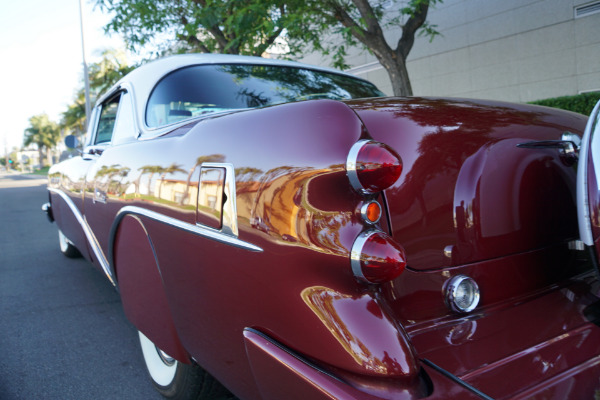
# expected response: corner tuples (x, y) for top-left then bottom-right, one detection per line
(157, 163), (186, 199)
(146, 64), (385, 126)
(221, 65), (384, 105)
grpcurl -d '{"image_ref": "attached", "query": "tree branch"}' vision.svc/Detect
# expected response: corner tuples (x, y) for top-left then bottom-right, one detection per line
(193, 0), (233, 52)
(257, 4), (287, 54)
(326, 0), (367, 39)
(351, 0), (383, 36)
(179, 14), (211, 52)
(397, 0), (430, 59)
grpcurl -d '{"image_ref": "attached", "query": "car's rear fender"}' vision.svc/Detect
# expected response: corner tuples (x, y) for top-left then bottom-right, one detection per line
(112, 213), (190, 363)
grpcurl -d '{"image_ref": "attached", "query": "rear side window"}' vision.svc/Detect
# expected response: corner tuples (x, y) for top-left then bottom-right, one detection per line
(95, 94), (121, 144)
(145, 64), (384, 128)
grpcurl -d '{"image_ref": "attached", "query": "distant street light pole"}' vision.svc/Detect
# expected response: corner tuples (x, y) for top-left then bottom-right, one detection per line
(78, 0), (92, 131)
(3, 137), (8, 171)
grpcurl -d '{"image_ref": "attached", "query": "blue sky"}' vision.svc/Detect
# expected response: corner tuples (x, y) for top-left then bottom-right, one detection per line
(0, 0), (125, 153)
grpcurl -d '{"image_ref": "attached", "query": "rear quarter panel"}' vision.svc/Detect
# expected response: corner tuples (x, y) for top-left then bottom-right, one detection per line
(100, 100), (419, 398)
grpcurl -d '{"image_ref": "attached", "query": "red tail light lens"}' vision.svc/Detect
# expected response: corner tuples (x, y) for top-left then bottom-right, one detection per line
(351, 231), (407, 284)
(347, 140), (403, 194)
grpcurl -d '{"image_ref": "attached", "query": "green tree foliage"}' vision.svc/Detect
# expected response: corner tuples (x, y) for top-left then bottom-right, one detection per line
(94, 0), (296, 56)
(23, 114), (61, 167)
(284, 0), (442, 96)
(61, 49), (135, 137)
(95, 0), (440, 96)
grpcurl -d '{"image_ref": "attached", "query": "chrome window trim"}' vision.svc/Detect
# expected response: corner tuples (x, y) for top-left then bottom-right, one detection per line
(83, 106), (101, 147)
(111, 206), (262, 253)
(48, 187), (116, 286)
(577, 99), (600, 246)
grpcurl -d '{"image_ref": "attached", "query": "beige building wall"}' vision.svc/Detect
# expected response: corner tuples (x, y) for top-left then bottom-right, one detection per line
(301, 0), (600, 102)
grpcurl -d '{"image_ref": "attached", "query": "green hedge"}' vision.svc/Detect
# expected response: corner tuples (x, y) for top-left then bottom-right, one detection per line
(529, 92), (600, 115)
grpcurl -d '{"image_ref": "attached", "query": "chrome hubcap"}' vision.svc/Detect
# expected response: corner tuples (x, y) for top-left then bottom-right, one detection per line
(157, 347), (176, 366)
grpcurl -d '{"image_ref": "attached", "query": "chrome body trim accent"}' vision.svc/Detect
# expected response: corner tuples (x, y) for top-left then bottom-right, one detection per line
(561, 131), (582, 151)
(243, 327), (344, 384)
(42, 202), (54, 223)
(577, 100), (600, 246)
(112, 206), (263, 253)
(516, 139), (579, 165)
(443, 245), (453, 259)
(444, 275), (480, 313)
(201, 163), (238, 236)
(350, 229), (378, 283)
(47, 187), (116, 286)
(346, 139), (372, 195)
(568, 240), (585, 251)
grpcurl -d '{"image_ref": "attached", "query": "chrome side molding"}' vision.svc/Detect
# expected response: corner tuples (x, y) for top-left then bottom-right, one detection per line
(47, 188), (116, 286)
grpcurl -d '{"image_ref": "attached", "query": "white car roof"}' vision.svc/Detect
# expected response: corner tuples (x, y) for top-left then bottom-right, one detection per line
(101, 53), (363, 108)
(95, 53), (370, 138)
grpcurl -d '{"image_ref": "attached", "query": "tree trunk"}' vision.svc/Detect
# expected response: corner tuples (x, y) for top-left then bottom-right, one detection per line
(38, 148), (45, 168)
(46, 147), (53, 167)
(370, 50), (413, 97)
(379, 55), (413, 97)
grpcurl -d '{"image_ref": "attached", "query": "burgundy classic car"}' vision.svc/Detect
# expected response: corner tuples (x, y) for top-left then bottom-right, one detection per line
(44, 54), (600, 399)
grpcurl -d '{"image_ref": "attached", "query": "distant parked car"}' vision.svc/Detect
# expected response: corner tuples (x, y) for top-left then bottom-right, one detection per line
(44, 53), (600, 399)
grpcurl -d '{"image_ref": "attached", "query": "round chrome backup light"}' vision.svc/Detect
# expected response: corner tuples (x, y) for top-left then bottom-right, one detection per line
(445, 275), (480, 313)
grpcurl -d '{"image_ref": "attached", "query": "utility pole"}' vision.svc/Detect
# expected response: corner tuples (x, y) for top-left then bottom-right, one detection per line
(3, 136), (8, 172)
(78, 0), (92, 130)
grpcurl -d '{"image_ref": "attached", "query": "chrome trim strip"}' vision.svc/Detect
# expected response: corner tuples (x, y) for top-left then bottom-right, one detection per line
(346, 139), (371, 195)
(113, 206), (263, 253)
(48, 188), (116, 286)
(350, 229), (378, 283)
(243, 328), (344, 384)
(577, 99), (600, 246)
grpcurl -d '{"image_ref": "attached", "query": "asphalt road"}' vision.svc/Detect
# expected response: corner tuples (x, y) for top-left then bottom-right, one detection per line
(0, 173), (163, 400)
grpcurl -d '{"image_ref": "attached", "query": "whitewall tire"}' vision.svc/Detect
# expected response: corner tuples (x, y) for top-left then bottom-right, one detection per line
(58, 230), (81, 258)
(138, 331), (234, 400)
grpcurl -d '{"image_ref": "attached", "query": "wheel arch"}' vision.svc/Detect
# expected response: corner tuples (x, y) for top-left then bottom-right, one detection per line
(111, 213), (190, 364)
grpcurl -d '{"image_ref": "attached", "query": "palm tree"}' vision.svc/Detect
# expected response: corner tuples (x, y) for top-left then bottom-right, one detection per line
(139, 165), (164, 196)
(23, 114), (60, 167)
(158, 163), (186, 199)
(180, 154), (226, 205)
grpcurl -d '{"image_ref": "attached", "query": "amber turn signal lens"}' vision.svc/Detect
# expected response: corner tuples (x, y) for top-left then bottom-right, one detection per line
(347, 140), (403, 195)
(351, 230), (407, 284)
(361, 201), (382, 224)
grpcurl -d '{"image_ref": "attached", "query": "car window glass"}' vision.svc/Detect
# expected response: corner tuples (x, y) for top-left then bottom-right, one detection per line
(112, 91), (136, 145)
(146, 64), (385, 128)
(95, 94), (121, 144)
